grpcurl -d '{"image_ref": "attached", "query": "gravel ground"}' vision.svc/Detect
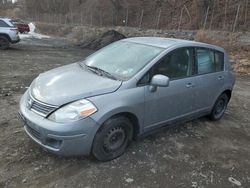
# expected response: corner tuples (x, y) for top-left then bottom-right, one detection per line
(0, 36), (250, 188)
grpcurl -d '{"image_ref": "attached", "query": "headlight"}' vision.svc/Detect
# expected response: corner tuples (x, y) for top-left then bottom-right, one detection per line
(48, 99), (97, 123)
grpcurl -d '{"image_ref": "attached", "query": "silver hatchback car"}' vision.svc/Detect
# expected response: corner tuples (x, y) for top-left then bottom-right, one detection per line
(19, 37), (235, 161)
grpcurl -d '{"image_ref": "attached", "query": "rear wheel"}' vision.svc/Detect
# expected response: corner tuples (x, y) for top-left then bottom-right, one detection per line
(209, 93), (229, 121)
(0, 36), (10, 50)
(92, 116), (133, 161)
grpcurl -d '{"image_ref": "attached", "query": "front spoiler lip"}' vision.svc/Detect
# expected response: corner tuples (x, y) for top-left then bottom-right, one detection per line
(24, 125), (59, 152)
(19, 111), (87, 152)
(47, 133), (87, 140)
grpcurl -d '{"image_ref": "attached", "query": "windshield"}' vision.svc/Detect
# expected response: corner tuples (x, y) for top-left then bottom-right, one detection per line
(84, 41), (164, 80)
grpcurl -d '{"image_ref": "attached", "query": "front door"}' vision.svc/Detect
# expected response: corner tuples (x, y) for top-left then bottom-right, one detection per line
(142, 47), (196, 128)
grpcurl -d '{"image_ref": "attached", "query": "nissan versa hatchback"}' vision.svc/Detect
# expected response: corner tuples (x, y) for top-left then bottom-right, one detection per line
(19, 37), (235, 161)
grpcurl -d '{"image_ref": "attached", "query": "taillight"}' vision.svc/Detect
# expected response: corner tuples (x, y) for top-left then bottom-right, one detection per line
(10, 28), (18, 34)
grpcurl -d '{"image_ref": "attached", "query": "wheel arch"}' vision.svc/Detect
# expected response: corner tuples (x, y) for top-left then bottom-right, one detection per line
(209, 89), (232, 120)
(210, 88), (232, 114)
(0, 33), (11, 42)
(223, 89), (232, 101)
(95, 111), (141, 140)
(111, 112), (140, 139)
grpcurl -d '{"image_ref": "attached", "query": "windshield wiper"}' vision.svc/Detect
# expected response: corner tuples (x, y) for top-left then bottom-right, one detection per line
(85, 65), (118, 80)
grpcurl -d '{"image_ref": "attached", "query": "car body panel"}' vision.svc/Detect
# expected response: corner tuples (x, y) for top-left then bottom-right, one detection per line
(88, 82), (145, 131)
(30, 63), (122, 106)
(194, 72), (225, 111)
(143, 77), (196, 128)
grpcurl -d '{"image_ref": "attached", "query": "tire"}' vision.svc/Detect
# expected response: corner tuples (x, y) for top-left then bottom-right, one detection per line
(0, 36), (10, 50)
(209, 93), (229, 121)
(92, 116), (133, 161)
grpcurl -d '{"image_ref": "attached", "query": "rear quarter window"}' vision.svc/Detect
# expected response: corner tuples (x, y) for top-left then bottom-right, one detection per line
(197, 49), (215, 74)
(196, 48), (224, 74)
(215, 51), (224, 71)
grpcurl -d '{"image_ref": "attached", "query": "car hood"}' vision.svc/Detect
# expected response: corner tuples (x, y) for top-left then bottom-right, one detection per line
(30, 63), (122, 106)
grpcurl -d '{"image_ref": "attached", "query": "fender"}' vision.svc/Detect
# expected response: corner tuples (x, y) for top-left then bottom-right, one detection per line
(88, 87), (145, 134)
(0, 33), (11, 42)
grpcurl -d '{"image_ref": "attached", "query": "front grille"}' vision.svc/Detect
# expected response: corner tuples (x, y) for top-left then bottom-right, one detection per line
(31, 100), (57, 116)
(27, 94), (57, 117)
(26, 125), (41, 141)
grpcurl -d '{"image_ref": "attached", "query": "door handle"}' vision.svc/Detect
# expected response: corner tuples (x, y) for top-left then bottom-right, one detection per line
(186, 83), (194, 88)
(218, 76), (224, 80)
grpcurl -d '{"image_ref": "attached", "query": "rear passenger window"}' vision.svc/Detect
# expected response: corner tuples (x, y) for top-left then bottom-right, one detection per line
(197, 49), (215, 74)
(196, 48), (224, 74)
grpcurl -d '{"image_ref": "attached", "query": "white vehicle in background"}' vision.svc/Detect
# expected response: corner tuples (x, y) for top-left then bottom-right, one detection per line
(0, 17), (20, 50)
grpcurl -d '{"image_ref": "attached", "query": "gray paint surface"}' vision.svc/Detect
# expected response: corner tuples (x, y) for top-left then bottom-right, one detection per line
(30, 63), (122, 106)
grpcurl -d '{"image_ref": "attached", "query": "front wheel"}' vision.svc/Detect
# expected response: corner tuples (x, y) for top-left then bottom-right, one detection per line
(92, 116), (133, 161)
(209, 93), (229, 121)
(0, 36), (10, 50)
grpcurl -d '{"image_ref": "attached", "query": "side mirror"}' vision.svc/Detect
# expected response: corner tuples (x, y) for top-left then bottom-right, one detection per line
(149, 74), (170, 92)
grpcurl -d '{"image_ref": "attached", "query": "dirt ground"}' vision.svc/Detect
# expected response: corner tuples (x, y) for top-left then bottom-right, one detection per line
(0, 36), (250, 188)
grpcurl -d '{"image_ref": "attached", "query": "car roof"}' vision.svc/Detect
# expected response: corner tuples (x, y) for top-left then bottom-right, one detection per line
(123, 37), (225, 52)
(0, 17), (11, 21)
(0, 17), (15, 27)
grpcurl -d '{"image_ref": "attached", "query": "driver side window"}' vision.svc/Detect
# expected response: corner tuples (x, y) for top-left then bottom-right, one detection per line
(152, 48), (194, 79)
(138, 47), (194, 86)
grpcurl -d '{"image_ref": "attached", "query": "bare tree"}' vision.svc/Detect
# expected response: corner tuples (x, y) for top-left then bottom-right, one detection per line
(20, 0), (249, 31)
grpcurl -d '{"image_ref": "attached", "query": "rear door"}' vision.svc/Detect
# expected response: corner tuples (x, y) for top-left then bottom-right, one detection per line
(141, 47), (197, 128)
(194, 48), (225, 111)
